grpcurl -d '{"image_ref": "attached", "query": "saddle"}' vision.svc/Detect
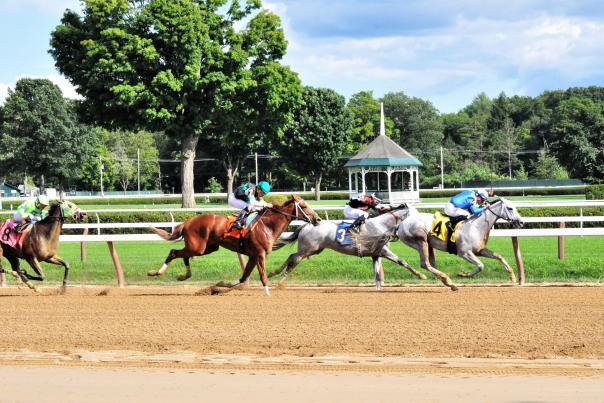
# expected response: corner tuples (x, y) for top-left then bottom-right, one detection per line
(0, 220), (29, 250)
(223, 211), (259, 240)
(430, 212), (464, 254)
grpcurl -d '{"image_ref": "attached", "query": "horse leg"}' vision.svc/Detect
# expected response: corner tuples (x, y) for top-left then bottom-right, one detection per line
(271, 248), (322, 286)
(9, 256), (39, 293)
(478, 248), (517, 283)
(418, 242), (458, 291)
(255, 252), (270, 296)
(379, 246), (427, 280)
(372, 257), (382, 290)
(457, 250), (485, 278)
(24, 257), (45, 281)
(148, 248), (195, 277)
(45, 255), (71, 292)
(230, 256), (257, 287)
(428, 246), (436, 268)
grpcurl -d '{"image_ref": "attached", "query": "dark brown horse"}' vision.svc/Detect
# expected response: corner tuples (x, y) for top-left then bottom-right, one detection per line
(0, 200), (85, 293)
(148, 195), (321, 295)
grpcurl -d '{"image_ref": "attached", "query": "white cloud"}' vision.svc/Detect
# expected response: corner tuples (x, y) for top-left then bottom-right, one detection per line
(276, 11), (604, 112)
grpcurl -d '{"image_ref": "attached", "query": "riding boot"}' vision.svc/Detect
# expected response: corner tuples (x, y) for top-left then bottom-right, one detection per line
(349, 215), (366, 231)
(445, 215), (466, 254)
(232, 210), (247, 229)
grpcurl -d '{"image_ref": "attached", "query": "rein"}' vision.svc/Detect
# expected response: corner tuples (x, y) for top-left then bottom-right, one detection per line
(485, 202), (510, 222)
(269, 200), (313, 223)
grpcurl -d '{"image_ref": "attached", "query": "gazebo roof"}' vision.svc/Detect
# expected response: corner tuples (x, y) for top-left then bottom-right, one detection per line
(344, 134), (423, 167)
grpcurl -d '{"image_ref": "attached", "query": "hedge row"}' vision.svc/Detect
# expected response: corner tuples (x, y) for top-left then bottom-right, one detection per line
(66, 205), (604, 235)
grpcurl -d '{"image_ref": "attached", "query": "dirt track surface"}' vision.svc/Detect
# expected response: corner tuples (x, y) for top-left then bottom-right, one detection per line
(0, 285), (602, 375)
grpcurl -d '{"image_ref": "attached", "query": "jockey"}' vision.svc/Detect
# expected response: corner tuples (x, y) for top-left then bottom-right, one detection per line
(344, 192), (388, 229)
(444, 188), (490, 234)
(228, 180), (273, 229)
(13, 194), (50, 231)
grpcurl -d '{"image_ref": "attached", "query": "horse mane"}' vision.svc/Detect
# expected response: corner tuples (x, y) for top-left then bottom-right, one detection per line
(39, 202), (63, 224)
(270, 195), (299, 210)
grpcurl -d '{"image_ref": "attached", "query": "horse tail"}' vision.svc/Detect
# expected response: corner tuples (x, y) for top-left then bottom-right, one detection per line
(272, 223), (307, 251)
(150, 223), (184, 241)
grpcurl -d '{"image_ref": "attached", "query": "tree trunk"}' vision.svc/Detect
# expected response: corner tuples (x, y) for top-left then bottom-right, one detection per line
(224, 156), (239, 196)
(314, 172), (322, 201)
(181, 134), (199, 208)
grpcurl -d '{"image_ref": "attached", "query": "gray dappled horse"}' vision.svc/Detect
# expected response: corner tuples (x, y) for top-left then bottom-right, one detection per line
(268, 205), (427, 289)
(0, 200), (85, 293)
(396, 198), (523, 285)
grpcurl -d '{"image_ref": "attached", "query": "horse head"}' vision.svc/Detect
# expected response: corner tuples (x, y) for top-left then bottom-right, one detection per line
(274, 195), (321, 226)
(490, 198), (523, 228)
(49, 200), (86, 223)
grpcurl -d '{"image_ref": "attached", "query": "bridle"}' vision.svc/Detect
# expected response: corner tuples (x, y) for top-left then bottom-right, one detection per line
(269, 199), (316, 224)
(485, 201), (513, 222)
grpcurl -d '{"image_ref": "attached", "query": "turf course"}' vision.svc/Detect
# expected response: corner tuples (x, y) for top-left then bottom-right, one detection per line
(5, 236), (601, 286)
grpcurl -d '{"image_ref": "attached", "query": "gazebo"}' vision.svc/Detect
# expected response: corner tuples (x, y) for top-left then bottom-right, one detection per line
(344, 103), (422, 204)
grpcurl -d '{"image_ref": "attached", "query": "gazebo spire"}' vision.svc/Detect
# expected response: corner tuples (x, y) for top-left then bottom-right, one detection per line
(380, 102), (386, 137)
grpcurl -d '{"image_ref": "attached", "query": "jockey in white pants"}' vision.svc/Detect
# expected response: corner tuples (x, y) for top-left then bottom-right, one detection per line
(227, 181), (273, 229)
(344, 192), (388, 227)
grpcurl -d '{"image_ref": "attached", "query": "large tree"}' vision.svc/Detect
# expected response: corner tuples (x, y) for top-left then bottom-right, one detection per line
(0, 78), (95, 189)
(50, 0), (296, 206)
(381, 91), (443, 177)
(278, 87), (352, 200)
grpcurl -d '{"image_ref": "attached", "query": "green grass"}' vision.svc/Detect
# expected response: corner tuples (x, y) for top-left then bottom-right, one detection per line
(5, 236), (602, 286)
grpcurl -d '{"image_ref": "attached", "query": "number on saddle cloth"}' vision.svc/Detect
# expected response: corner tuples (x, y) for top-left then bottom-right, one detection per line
(430, 212), (460, 242)
(335, 222), (354, 246)
(0, 219), (22, 249)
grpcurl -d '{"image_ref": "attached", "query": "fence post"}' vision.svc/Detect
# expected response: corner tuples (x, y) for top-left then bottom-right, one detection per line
(558, 222), (565, 260)
(511, 236), (525, 285)
(0, 269), (6, 288)
(107, 241), (125, 287)
(81, 227), (89, 262)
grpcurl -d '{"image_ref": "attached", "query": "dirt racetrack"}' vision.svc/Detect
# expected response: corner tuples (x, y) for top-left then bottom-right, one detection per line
(0, 285), (602, 371)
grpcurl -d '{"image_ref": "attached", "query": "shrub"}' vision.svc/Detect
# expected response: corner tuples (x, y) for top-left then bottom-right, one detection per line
(586, 185), (604, 200)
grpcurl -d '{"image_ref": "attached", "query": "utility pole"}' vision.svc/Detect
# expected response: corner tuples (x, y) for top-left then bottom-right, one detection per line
(137, 148), (141, 194)
(440, 146), (444, 189)
(255, 152), (259, 184)
(99, 155), (104, 196)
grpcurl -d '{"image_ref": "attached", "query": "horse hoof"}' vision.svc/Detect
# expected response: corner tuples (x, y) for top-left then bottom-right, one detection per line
(418, 273), (428, 280)
(214, 281), (229, 287)
(457, 271), (470, 278)
(450, 285), (459, 292)
(59, 285), (67, 295)
(147, 270), (159, 277)
(177, 275), (191, 281)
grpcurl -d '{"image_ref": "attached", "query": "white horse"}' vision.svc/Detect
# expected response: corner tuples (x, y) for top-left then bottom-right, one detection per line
(268, 205), (428, 289)
(396, 198), (524, 284)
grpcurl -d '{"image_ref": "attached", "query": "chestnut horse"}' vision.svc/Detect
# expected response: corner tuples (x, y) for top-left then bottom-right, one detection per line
(147, 195), (321, 295)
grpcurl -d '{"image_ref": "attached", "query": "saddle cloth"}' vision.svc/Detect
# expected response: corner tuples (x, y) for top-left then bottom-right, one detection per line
(335, 222), (354, 246)
(0, 219), (28, 250)
(429, 212), (461, 243)
(223, 211), (258, 239)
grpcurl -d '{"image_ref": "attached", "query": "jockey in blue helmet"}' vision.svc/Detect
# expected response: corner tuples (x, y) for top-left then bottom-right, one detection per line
(228, 180), (273, 229)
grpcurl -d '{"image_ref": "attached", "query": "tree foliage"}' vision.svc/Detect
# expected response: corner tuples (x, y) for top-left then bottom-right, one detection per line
(278, 86), (352, 200)
(0, 78), (96, 189)
(50, 0), (296, 205)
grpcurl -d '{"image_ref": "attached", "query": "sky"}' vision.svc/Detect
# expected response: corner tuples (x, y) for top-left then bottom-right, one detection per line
(1, 0), (604, 113)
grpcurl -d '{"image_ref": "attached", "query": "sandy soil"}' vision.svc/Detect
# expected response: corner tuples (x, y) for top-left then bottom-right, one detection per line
(0, 285), (602, 365)
(1, 285), (602, 401)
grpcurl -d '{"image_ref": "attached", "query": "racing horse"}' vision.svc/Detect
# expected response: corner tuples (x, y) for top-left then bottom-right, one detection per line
(396, 198), (523, 283)
(267, 204), (441, 290)
(0, 200), (85, 293)
(148, 195), (321, 295)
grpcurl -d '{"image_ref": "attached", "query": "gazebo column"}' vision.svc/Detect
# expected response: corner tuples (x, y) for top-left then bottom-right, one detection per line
(361, 167), (366, 194)
(348, 170), (352, 196)
(386, 168), (392, 203)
